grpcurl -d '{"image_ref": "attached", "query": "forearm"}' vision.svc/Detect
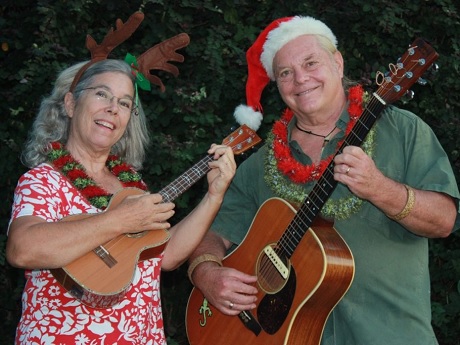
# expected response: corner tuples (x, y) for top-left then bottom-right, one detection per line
(6, 212), (124, 269)
(162, 193), (225, 270)
(370, 180), (457, 238)
(186, 230), (230, 286)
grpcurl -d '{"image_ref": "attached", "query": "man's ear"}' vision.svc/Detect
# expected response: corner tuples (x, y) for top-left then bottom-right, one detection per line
(333, 50), (345, 78)
(64, 92), (75, 118)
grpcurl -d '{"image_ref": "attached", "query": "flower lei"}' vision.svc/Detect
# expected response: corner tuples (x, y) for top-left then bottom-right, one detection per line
(264, 85), (377, 220)
(48, 142), (147, 210)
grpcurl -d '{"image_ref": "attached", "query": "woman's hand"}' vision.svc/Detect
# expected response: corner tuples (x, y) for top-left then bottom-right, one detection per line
(108, 192), (175, 235)
(206, 144), (236, 200)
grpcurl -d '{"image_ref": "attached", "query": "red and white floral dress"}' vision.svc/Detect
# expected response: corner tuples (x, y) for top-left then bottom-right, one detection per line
(9, 163), (166, 345)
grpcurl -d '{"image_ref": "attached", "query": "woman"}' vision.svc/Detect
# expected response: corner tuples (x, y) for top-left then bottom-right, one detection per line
(6, 59), (236, 344)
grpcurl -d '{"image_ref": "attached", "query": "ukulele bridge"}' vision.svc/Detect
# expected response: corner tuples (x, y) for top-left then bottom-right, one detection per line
(93, 245), (118, 268)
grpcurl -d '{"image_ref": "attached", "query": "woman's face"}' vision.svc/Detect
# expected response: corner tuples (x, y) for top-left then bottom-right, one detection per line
(65, 72), (134, 154)
(273, 35), (344, 121)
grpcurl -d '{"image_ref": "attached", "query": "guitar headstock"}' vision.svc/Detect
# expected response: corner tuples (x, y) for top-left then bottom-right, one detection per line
(222, 124), (262, 155)
(375, 38), (439, 105)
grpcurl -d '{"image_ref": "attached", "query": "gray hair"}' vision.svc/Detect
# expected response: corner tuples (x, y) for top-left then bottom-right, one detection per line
(315, 35), (356, 90)
(22, 59), (150, 170)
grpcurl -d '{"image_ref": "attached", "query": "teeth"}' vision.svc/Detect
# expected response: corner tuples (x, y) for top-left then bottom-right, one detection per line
(95, 120), (114, 130)
(298, 89), (312, 96)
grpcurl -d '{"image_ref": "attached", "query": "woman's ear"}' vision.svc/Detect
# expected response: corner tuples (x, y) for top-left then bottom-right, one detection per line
(64, 92), (75, 118)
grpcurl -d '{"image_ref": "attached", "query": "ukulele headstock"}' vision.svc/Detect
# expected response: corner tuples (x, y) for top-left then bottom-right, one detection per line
(222, 124), (262, 155)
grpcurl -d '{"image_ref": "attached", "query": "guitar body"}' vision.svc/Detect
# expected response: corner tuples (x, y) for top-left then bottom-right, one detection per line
(186, 38), (439, 344)
(186, 197), (355, 344)
(51, 188), (170, 308)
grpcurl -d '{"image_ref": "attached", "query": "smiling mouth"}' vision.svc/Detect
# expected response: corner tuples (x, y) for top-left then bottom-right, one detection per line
(297, 86), (318, 96)
(95, 120), (115, 130)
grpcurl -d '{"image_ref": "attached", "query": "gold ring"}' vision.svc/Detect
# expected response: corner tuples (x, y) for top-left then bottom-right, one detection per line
(229, 302), (234, 309)
(346, 167), (351, 174)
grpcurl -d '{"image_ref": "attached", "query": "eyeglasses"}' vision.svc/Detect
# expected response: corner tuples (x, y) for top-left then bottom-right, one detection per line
(82, 87), (138, 115)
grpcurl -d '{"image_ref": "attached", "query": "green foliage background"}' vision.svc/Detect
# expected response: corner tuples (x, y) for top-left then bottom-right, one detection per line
(1, 0), (459, 344)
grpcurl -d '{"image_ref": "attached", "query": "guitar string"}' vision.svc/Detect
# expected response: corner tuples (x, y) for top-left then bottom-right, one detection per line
(267, 50), (418, 282)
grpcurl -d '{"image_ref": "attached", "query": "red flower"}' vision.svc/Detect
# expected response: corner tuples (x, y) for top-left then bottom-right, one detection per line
(82, 185), (108, 198)
(270, 86), (364, 184)
(53, 155), (73, 169)
(67, 168), (87, 180)
(111, 163), (131, 175)
(51, 142), (63, 150)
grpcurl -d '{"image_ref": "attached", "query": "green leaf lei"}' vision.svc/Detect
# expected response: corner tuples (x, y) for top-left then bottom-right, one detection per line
(265, 127), (376, 220)
(264, 88), (376, 220)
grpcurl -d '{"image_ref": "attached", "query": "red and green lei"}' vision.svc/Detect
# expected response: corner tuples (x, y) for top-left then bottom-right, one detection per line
(48, 142), (147, 209)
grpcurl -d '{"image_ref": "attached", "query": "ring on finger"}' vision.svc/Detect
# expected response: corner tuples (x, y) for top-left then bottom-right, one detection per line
(229, 301), (234, 309)
(346, 166), (351, 174)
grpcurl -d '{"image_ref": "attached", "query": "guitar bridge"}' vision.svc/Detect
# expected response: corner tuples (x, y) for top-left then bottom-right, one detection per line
(93, 245), (118, 268)
(238, 310), (262, 336)
(264, 245), (288, 279)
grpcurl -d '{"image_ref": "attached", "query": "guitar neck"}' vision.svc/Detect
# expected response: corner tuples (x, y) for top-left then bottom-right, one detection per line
(158, 155), (213, 203)
(279, 95), (386, 258)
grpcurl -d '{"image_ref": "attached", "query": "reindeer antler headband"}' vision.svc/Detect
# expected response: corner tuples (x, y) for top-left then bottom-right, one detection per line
(70, 11), (190, 93)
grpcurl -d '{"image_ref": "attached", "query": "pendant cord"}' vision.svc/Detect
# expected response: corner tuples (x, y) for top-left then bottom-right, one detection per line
(295, 123), (337, 147)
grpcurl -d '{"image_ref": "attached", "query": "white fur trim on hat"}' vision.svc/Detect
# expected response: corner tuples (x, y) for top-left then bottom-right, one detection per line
(260, 16), (337, 80)
(234, 104), (263, 131)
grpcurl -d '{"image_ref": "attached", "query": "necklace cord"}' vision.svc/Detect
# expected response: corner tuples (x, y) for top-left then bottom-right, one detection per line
(295, 122), (337, 140)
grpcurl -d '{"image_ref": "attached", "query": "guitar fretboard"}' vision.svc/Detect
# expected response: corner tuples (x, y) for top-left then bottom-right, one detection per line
(278, 97), (386, 258)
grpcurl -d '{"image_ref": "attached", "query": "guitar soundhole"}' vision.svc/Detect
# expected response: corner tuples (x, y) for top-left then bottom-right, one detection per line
(125, 231), (147, 238)
(256, 246), (289, 294)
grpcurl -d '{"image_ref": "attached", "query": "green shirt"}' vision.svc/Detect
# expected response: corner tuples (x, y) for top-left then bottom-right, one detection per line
(211, 105), (460, 345)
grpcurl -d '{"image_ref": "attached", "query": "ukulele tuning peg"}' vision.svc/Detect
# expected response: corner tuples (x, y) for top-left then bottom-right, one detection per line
(229, 124), (239, 132)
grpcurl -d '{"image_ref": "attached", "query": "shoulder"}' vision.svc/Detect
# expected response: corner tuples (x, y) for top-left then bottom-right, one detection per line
(378, 105), (438, 140)
(17, 163), (68, 189)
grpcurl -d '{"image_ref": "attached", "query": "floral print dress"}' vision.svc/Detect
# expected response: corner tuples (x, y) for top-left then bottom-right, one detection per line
(9, 164), (166, 345)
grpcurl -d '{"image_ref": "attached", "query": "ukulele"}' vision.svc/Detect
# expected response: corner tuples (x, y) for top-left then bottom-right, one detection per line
(51, 125), (261, 308)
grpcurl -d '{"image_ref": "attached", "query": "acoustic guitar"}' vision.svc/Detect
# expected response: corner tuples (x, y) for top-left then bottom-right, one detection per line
(50, 124), (261, 308)
(186, 38), (439, 344)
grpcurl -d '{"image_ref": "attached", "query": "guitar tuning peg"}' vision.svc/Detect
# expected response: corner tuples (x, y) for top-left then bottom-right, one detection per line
(400, 90), (415, 104)
(425, 63), (439, 79)
(417, 78), (428, 86)
(429, 63), (439, 73)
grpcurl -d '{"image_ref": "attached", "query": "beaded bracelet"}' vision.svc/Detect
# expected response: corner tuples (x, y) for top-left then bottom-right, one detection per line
(387, 184), (415, 221)
(187, 253), (223, 285)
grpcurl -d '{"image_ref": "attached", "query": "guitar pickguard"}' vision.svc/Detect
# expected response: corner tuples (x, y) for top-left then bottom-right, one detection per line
(257, 267), (296, 334)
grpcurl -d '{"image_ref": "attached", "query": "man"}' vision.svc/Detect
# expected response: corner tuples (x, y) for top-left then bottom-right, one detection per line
(187, 16), (460, 344)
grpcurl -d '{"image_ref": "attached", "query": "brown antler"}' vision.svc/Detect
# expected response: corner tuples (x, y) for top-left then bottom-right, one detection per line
(70, 12), (145, 91)
(136, 33), (191, 92)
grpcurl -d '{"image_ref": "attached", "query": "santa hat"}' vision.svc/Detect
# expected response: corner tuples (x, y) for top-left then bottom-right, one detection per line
(234, 16), (337, 130)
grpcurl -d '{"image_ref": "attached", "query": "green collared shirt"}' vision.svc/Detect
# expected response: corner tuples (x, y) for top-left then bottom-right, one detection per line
(211, 105), (460, 345)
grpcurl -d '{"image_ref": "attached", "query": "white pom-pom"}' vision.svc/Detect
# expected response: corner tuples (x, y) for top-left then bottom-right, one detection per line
(233, 104), (263, 131)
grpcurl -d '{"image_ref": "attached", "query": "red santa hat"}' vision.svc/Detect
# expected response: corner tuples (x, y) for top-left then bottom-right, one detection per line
(234, 16), (337, 130)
